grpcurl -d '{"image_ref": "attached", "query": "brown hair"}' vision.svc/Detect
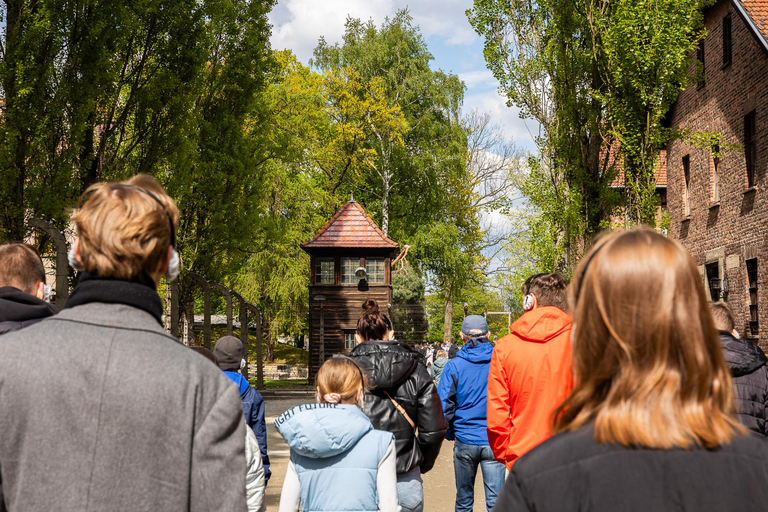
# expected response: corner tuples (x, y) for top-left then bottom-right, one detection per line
(435, 349), (448, 359)
(555, 228), (744, 449)
(317, 356), (365, 403)
(710, 301), (736, 332)
(190, 346), (217, 366)
(356, 299), (392, 341)
(0, 243), (46, 294)
(72, 174), (178, 280)
(524, 272), (568, 310)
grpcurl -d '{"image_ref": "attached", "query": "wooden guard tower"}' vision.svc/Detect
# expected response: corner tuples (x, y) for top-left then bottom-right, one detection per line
(301, 200), (399, 381)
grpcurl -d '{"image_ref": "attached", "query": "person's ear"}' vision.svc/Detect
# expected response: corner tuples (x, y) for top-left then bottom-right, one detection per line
(74, 238), (84, 267)
(33, 281), (45, 300)
(385, 329), (395, 341)
(156, 245), (172, 275)
(485, 331), (491, 339)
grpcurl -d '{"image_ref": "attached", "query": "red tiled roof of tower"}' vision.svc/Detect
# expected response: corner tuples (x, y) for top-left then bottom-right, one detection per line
(740, 0), (768, 41)
(301, 201), (399, 249)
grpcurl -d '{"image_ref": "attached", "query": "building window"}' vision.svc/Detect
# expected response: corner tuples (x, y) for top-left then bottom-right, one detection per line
(747, 258), (759, 336)
(697, 38), (705, 87)
(722, 14), (732, 67)
(657, 187), (667, 210)
(367, 258), (386, 283)
(683, 155), (691, 216)
(745, 111), (757, 188)
(706, 262), (720, 301)
(341, 258), (357, 284)
(315, 257), (334, 284)
(343, 330), (356, 351)
(712, 145), (720, 203)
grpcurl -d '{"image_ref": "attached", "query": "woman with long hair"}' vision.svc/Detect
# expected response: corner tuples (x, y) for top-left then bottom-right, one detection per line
(349, 299), (447, 512)
(494, 228), (768, 511)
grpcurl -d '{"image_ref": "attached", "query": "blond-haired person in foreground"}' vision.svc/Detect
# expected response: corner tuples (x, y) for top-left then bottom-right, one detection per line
(494, 228), (768, 512)
(0, 175), (247, 511)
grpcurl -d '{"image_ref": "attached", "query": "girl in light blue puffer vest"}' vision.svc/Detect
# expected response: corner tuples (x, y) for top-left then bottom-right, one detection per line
(276, 357), (400, 512)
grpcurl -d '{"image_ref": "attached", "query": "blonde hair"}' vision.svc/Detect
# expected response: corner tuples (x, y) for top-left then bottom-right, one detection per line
(710, 301), (736, 332)
(72, 175), (178, 280)
(435, 350), (448, 359)
(317, 356), (365, 403)
(555, 228), (745, 449)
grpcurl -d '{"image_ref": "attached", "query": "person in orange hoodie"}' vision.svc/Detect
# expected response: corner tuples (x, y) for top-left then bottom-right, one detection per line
(486, 272), (572, 469)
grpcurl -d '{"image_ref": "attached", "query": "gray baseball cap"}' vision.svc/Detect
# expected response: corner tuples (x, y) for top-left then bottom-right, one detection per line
(461, 315), (489, 337)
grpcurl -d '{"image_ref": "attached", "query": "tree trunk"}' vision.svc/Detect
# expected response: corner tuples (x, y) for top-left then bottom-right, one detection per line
(382, 169), (390, 236)
(183, 300), (196, 346)
(443, 295), (453, 344)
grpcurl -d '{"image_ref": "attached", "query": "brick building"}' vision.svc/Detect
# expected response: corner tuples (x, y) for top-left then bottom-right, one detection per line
(667, 0), (768, 348)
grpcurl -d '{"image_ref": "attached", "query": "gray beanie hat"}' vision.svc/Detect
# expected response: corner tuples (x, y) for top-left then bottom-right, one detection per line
(213, 335), (243, 371)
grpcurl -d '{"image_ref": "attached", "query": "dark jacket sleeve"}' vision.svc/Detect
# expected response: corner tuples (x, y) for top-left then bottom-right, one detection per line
(415, 364), (447, 473)
(248, 388), (271, 482)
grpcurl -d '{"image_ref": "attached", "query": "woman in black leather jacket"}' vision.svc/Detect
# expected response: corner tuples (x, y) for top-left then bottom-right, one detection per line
(349, 299), (447, 512)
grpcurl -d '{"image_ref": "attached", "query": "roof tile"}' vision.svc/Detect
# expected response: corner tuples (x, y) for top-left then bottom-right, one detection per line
(301, 201), (399, 249)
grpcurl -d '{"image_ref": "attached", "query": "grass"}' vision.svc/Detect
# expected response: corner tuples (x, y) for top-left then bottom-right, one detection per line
(253, 378), (309, 388)
(206, 327), (309, 365)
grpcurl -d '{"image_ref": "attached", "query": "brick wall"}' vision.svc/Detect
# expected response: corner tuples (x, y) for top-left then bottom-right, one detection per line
(667, 0), (768, 351)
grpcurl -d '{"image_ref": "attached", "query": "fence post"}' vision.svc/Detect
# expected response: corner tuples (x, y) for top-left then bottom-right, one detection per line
(231, 291), (249, 380)
(211, 283), (233, 336)
(247, 303), (264, 390)
(28, 218), (69, 310)
(188, 272), (212, 350)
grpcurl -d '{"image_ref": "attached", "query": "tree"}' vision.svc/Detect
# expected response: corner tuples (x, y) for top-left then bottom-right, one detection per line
(467, 0), (708, 268)
(312, 10), (466, 238)
(0, 0), (212, 240)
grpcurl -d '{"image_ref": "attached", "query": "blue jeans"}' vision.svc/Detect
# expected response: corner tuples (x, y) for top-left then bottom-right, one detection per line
(397, 466), (424, 512)
(453, 439), (506, 512)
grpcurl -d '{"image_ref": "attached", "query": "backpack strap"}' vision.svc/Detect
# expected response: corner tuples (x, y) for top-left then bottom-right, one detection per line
(383, 390), (417, 434)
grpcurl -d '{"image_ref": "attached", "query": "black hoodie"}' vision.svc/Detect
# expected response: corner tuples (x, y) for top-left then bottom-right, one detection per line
(0, 286), (57, 335)
(349, 339), (447, 475)
(719, 330), (768, 436)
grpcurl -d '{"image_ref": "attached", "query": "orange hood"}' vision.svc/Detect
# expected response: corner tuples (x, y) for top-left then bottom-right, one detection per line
(510, 306), (572, 343)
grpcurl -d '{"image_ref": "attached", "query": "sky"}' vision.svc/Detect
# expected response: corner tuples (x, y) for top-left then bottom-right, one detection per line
(268, 0), (539, 152)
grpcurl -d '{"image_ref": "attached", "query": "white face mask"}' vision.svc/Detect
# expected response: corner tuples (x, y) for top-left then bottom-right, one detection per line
(167, 249), (180, 281)
(240, 358), (246, 370)
(43, 284), (51, 303)
(67, 246), (84, 271)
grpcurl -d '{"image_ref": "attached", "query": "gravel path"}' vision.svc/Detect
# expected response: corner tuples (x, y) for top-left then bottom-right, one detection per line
(263, 396), (493, 512)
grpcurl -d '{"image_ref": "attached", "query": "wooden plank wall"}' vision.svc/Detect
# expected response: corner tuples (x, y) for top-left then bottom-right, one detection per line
(308, 284), (392, 381)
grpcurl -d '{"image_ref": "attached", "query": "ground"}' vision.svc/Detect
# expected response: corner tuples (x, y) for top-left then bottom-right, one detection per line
(263, 395), (494, 512)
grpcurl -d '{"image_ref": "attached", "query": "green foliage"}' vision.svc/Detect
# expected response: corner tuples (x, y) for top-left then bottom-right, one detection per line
(468, 0), (711, 271)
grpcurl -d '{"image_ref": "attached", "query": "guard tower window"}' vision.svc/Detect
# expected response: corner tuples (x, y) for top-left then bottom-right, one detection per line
(367, 258), (386, 283)
(341, 258), (357, 284)
(343, 330), (356, 351)
(315, 257), (334, 284)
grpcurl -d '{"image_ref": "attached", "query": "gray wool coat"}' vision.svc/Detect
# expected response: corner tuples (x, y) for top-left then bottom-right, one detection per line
(0, 303), (247, 512)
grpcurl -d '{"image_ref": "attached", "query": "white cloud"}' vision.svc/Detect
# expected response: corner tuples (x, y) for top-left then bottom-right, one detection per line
(457, 69), (495, 89)
(269, 0), (396, 63)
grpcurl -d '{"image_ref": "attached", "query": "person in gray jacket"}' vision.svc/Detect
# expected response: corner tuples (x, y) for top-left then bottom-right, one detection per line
(0, 175), (247, 511)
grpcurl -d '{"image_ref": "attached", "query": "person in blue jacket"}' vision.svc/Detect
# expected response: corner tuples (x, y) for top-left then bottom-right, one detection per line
(214, 335), (270, 483)
(437, 315), (505, 512)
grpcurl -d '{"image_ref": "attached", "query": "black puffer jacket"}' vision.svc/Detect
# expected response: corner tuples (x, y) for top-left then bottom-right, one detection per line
(0, 286), (57, 335)
(719, 330), (768, 436)
(349, 340), (447, 475)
